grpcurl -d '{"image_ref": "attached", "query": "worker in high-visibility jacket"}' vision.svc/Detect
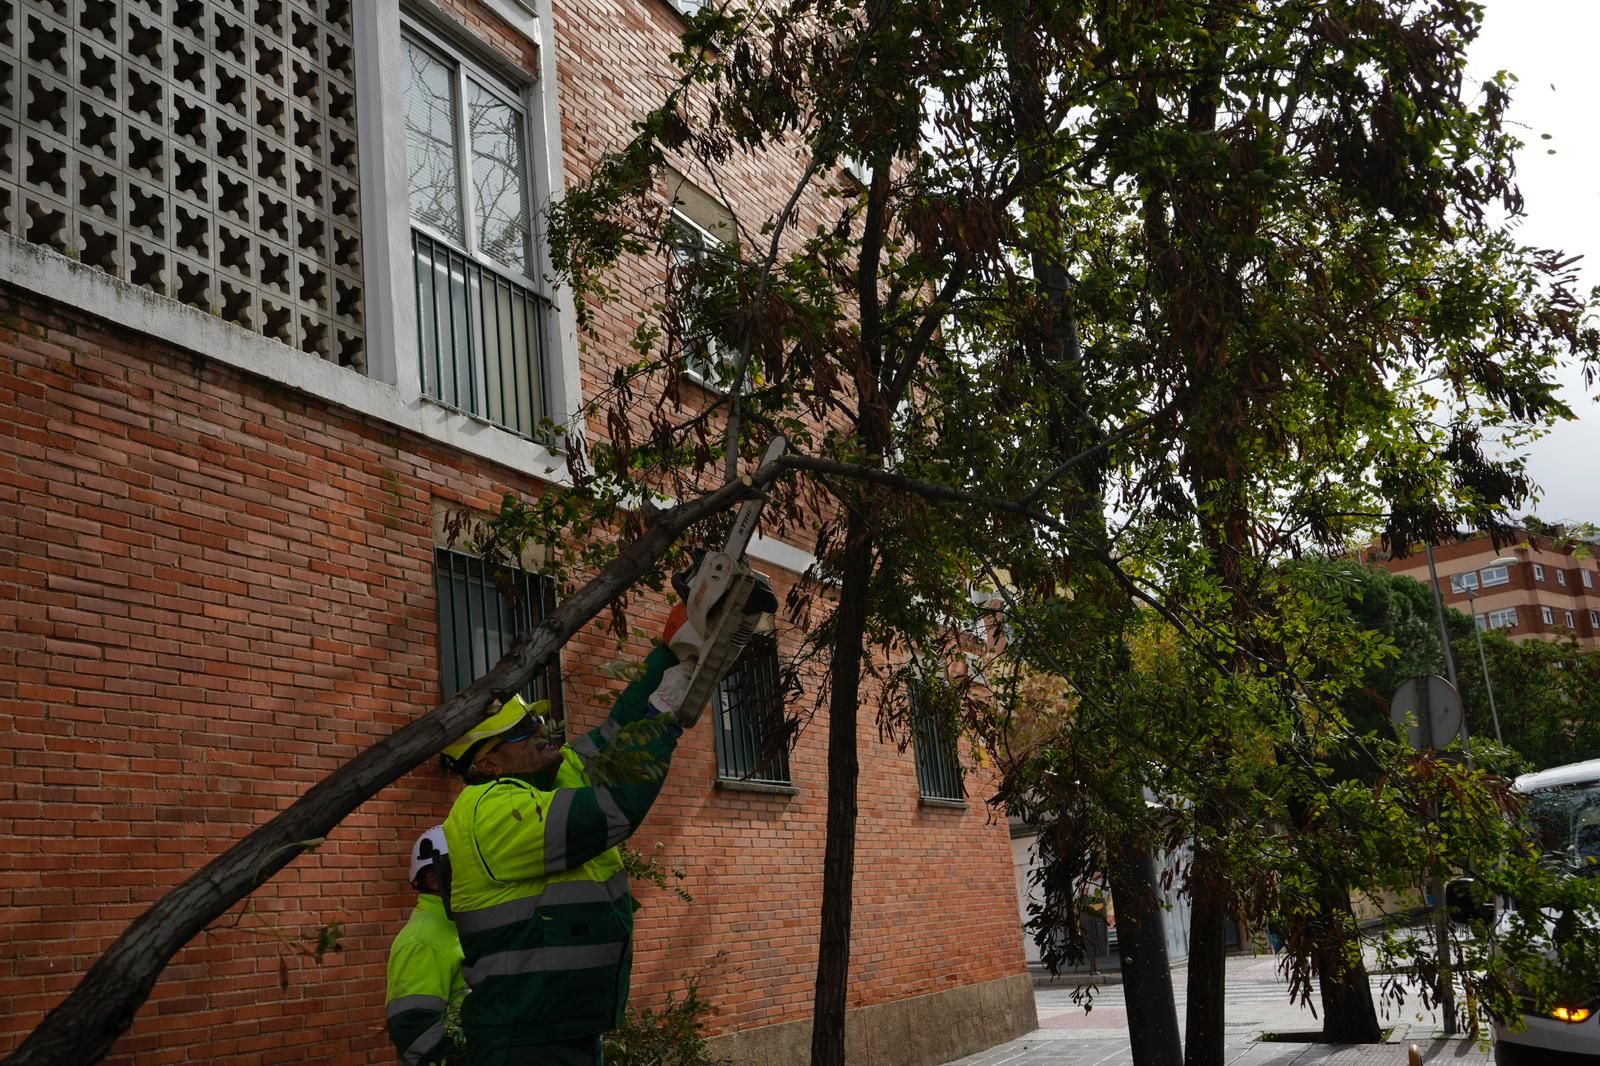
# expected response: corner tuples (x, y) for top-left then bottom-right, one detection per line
(386, 825), (468, 1065)
(436, 582), (774, 1065)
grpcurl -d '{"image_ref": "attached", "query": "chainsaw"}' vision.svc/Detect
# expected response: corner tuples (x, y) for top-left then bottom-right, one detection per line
(667, 435), (786, 726)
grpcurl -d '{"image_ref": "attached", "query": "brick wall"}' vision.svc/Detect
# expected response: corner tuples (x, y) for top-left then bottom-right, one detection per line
(0, 291), (1023, 1060)
(0, 0), (1030, 1058)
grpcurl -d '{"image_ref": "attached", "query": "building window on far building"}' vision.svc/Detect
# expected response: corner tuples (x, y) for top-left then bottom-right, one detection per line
(1534, 564), (1546, 582)
(1584, 569), (1595, 589)
(1450, 571), (1480, 593)
(911, 685), (965, 803)
(1484, 607), (1519, 630)
(434, 548), (561, 713)
(1480, 565), (1511, 588)
(1590, 610), (1599, 628)
(403, 25), (551, 439)
(1542, 606), (1557, 626)
(712, 632), (792, 785)
(1557, 569), (1568, 587)
(1565, 610), (1576, 630)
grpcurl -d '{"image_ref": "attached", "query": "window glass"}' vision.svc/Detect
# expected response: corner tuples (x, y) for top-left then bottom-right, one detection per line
(1584, 569), (1594, 589)
(1486, 608), (1518, 629)
(1480, 565), (1509, 588)
(668, 212), (737, 389)
(1450, 572), (1478, 593)
(467, 78), (531, 273)
(403, 38), (464, 242)
(1534, 564), (1545, 581)
(1542, 606), (1555, 625)
(1557, 569), (1567, 586)
(1566, 610), (1575, 628)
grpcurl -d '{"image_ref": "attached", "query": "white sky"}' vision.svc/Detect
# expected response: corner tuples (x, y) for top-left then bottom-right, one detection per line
(1469, 0), (1599, 524)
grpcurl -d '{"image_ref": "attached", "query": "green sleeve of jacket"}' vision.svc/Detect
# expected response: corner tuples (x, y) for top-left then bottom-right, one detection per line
(478, 646), (681, 882)
(386, 942), (464, 1065)
(568, 644), (680, 764)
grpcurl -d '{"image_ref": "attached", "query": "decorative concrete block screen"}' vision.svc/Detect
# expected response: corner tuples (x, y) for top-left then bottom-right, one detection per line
(0, 0), (365, 371)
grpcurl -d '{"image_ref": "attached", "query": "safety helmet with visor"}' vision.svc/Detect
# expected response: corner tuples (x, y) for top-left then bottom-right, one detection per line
(438, 693), (551, 779)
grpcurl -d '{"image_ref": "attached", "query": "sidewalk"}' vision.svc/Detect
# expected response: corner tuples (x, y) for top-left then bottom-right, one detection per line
(943, 951), (1494, 1066)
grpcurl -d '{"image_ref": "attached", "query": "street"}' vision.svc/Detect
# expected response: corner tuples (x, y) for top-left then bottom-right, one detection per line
(944, 952), (1493, 1066)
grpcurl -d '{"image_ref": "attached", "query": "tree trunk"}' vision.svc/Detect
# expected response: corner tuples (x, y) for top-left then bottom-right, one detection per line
(1314, 879), (1381, 1043)
(1108, 834), (1183, 1066)
(809, 507), (874, 1066)
(3, 475), (769, 1066)
(1183, 851), (1229, 1066)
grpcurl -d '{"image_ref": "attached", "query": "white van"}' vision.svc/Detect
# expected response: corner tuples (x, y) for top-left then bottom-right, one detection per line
(1494, 757), (1600, 1065)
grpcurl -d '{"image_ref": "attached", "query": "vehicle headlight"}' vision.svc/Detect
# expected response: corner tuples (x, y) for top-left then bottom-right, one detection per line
(1551, 1006), (1593, 1024)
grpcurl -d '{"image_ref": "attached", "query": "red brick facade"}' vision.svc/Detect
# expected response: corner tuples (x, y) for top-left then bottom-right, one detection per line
(0, 0), (1029, 1060)
(1373, 534), (1600, 646)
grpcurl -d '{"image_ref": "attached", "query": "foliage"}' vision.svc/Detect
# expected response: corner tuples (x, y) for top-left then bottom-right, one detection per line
(602, 970), (725, 1066)
(621, 841), (694, 905)
(522, 0), (1600, 1059)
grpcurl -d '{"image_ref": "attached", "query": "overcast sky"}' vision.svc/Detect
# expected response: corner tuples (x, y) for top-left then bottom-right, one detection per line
(1468, 0), (1599, 525)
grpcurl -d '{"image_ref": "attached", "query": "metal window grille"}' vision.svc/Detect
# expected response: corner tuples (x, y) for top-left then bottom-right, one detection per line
(712, 633), (790, 784)
(414, 229), (550, 437)
(434, 548), (560, 716)
(910, 690), (964, 801)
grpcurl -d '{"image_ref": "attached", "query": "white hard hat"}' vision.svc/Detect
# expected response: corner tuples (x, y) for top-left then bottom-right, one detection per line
(408, 825), (448, 886)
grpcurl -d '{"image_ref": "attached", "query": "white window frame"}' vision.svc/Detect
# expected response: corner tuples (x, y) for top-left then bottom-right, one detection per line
(1486, 608), (1518, 630)
(1534, 563), (1545, 582)
(1542, 606), (1556, 626)
(1557, 569), (1567, 586)
(401, 24), (539, 282)
(1450, 572), (1479, 594)
(354, 0), (579, 470)
(1584, 569), (1595, 589)
(1480, 565), (1510, 588)
(1565, 610), (1575, 629)
(1590, 610), (1599, 628)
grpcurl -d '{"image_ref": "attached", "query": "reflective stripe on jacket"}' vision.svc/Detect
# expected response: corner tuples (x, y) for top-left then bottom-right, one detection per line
(385, 894), (467, 1065)
(444, 645), (680, 1054)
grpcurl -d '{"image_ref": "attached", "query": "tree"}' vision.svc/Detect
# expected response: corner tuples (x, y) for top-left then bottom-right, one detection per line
(546, 2), (1596, 1064)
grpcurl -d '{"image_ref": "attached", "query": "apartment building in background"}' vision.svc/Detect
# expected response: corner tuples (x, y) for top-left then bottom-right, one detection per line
(1370, 529), (1600, 647)
(0, 1), (1035, 1062)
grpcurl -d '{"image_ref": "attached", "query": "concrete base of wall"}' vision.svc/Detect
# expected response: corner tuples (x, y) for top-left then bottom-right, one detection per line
(705, 972), (1038, 1066)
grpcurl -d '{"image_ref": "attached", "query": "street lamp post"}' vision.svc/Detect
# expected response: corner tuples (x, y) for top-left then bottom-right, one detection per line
(1464, 585), (1505, 746)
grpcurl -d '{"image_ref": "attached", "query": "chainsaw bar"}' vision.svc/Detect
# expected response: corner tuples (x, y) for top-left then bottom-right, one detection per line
(670, 436), (787, 727)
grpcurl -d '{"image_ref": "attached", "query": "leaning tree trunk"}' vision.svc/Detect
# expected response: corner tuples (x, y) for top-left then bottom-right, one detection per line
(810, 506), (875, 1066)
(1108, 833), (1184, 1066)
(3, 474), (770, 1066)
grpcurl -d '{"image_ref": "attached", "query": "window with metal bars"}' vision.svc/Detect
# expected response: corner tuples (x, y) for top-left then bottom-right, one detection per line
(402, 25), (551, 438)
(910, 688), (964, 802)
(434, 548), (561, 716)
(712, 633), (791, 784)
